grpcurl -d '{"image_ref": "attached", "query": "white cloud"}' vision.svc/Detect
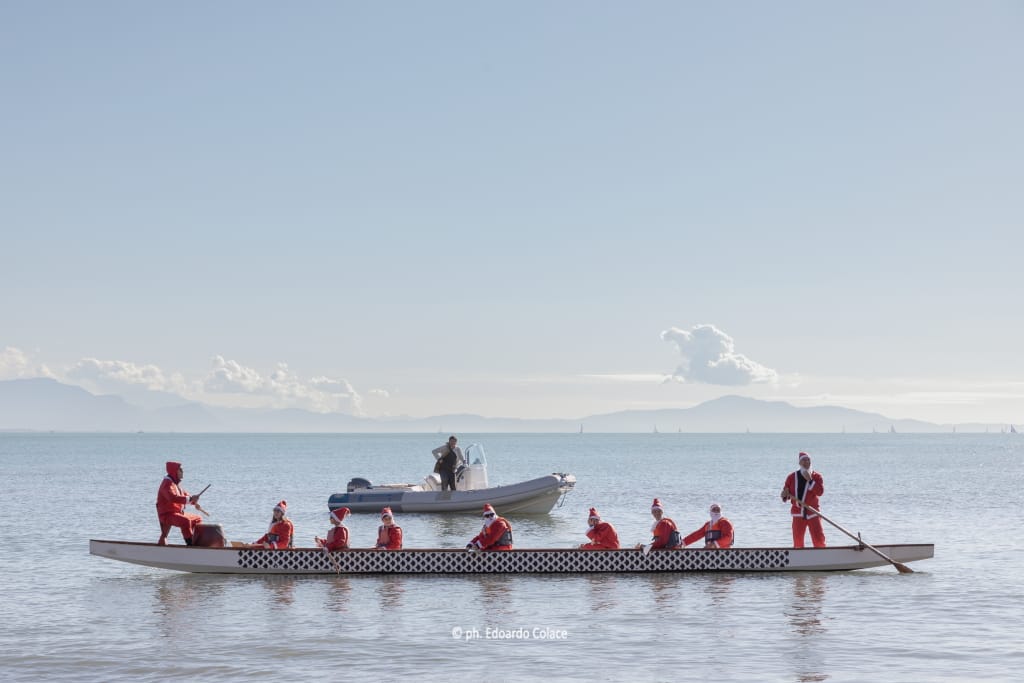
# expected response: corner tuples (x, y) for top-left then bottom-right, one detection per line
(369, 388), (390, 398)
(67, 357), (186, 393)
(203, 356), (363, 414)
(1, 346), (55, 380)
(0, 346), (32, 378)
(204, 355), (265, 393)
(661, 324), (778, 385)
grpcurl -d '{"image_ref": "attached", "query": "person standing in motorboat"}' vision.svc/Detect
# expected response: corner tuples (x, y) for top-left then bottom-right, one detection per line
(155, 460), (203, 546)
(316, 506), (351, 552)
(781, 452), (827, 548)
(432, 435), (464, 492)
(251, 500), (294, 549)
(375, 507), (403, 549)
(579, 507), (620, 549)
(682, 502), (734, 549)
(466, 503), (513, 551)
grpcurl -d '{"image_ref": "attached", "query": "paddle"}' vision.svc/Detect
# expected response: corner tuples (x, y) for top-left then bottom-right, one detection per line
(799, 502), (913, 574)
(191, 484), (211, 518)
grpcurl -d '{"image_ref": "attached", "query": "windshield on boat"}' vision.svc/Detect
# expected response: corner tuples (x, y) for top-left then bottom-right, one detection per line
(463, 443), (487, 466)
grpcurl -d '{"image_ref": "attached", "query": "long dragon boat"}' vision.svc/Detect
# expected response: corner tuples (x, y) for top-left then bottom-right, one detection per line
(89, 539), (934, 574)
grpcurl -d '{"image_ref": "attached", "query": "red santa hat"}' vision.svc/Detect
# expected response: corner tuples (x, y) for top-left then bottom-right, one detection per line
(651, 498), (664, 513)
(381, 506), (394, 520)
(331, 507), (350, 522)
(274, 500), (288, 515)
(482, 503), (496, 517)
(798, 452), (811, 463)
(165, 461), (182, 477)
(588, 507), (601, 521)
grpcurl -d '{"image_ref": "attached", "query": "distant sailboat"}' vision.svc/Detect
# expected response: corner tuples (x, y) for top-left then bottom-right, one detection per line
(889, 425), (897, 434)
(952, 425), (957, 433)
(579, 424), (583, 435)
(653, 425), (659, 434)
(1011, 425), (1018, 434)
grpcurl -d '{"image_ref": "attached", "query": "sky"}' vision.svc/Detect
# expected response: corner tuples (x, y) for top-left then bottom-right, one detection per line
(2, 2), (1022, 424)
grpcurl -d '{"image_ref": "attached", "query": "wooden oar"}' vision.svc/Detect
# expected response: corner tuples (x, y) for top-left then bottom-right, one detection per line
(325, 549), (342, 574)
(800, 503), (913, 574)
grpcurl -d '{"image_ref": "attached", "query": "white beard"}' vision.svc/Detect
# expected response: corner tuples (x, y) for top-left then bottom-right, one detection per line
(483, 517), (496, 529)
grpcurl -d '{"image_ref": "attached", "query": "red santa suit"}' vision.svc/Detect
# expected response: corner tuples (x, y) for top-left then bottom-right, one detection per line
(469, 505), (513, 550)
(581, 521), (620, 550)
(322, 525), (349, 551)
(318, 507), (351, 551)
(648, 498), (679, 550)
(683, 517), (734, 548)
(254, 519), (294, 549)
(650, 517), (679, 549)
(376, 524), (403, 550)
(782, 455), (826, 548)
(254, 500), (294, 549)
(155, 461), (201, 545)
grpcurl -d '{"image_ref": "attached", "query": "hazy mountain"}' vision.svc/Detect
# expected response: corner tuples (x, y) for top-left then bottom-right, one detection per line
(0, 377), (143, 431)
(0, 377), (1011, 433)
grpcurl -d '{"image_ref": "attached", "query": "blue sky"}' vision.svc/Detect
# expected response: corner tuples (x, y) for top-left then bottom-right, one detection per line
(2, 2), (1022, 423)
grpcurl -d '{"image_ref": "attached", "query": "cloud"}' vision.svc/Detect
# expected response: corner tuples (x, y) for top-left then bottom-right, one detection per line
(204, 355), (265, 393)
(0, 346), (55, 380)
(368, 388), (390, 398)
(661, 324), (778, 385)
(203, 356), (363, 414)
(1, 346), (32, 378)
(67, 357), (186, 393)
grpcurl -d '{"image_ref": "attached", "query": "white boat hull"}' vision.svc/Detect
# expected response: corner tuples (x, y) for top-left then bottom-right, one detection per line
(90, 540), (934, 575)
(328, 474), (575, 514)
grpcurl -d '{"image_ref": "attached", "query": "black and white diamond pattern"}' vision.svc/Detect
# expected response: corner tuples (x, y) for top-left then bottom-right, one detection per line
(236, 548), (790, 574)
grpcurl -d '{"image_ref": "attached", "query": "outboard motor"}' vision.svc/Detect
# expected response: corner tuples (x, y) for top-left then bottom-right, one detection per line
(347, 477), (372, 493)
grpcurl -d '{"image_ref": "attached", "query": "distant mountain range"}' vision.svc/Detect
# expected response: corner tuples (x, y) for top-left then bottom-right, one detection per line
(0, 377), (1014, 433)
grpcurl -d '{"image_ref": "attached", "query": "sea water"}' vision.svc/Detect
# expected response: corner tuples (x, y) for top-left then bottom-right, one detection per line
(1, 433), (1022, 682)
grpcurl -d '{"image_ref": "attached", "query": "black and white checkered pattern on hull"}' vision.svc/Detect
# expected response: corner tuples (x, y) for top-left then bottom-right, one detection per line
(236, 548), (791, 573)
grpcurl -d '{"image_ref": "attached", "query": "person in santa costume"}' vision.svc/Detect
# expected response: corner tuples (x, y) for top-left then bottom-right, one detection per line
(466, 503), (513, 551)
(155, 460), (203, 546)
(316, 506), (351, 552)
(579, 507), (620, 549)
(375, 507), (403, 550)
(639, 498), (680, 551)
(253, 500), (294, 549)
(682, 502), (735, 548)
(781, 452), (826, 548)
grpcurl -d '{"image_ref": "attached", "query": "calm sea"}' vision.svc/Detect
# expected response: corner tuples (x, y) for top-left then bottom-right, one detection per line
(2, 433), (1022, 682)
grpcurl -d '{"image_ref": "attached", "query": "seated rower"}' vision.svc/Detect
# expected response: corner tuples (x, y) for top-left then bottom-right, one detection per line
(316, 506), (351, 552)
(252, 500), (293, 549)
(579, 507), (620, 550)
(636, 498), (680, 551)
(375, 507), (403, 550)
(466, 504), (513, 551)
(682, 502), (734, 549)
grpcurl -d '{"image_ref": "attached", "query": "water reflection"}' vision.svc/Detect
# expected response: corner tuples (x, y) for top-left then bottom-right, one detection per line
(785, 574), (830, 683)
(376, 576), (406, 609)
(469, 575), (514, 616)
(152, 576), (227, 639)
(703, 574), (735, 607)
(585, 575), (620, 612)
(645, 574), (683, 608)
(324, 575), (352, 612)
